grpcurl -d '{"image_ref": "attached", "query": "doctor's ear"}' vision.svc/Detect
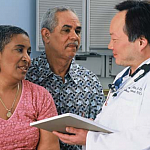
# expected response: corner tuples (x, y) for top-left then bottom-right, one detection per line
(41, 28), (51, 44)
(0, 54), (1, 72)
(139, 36), (148, 50)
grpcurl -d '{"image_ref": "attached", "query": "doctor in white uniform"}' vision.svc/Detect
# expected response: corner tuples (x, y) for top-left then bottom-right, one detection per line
(53, 0), (150, 149)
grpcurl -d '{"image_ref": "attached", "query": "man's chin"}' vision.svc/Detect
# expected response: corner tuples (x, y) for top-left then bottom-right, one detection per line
(67, 47), (77, 52)
(68, 55), (75, 59)
(115, 60), (126, 67)
(68, 51), (76, 58)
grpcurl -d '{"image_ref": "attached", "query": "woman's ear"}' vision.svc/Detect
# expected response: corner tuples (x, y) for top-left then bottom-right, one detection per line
(41, 28), (51, 44)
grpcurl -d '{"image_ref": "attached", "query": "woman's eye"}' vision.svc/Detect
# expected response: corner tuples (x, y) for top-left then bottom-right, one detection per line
(16, 48), (23, 53)
(27, 51), (31, 56)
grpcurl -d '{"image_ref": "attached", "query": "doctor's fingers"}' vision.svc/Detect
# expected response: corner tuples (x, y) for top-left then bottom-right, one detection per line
(66, 127), (88, 145)
(66, 127), (79, 134)
(53, 129), (87, 145)
(59, 136), (77, 145)
(52, 131), (77, 145)
(66, 127), (89, 135)
(59, 132), (86, 146)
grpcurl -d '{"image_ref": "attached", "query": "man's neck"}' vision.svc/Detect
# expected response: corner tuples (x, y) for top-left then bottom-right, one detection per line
(48, 58), (72, 82)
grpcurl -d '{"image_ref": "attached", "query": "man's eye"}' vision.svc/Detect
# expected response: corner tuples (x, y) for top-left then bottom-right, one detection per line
(63, 29), (70, 33)
(75, 30), (81, 35)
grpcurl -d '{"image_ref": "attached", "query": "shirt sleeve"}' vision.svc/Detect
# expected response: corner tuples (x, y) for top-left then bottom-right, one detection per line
(38, 88), (58, 120)
(25, 58), (40, 84)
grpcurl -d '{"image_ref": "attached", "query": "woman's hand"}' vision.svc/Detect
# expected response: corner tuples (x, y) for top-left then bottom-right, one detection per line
(53, 127), (88, 146)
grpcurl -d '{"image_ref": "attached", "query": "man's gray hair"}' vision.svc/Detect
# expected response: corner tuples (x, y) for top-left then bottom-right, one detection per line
(41, 6), (77, 32)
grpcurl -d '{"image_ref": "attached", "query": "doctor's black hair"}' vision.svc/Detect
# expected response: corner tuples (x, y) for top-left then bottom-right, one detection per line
(0, 25), (29, 52)
(115, 0), (150, 43)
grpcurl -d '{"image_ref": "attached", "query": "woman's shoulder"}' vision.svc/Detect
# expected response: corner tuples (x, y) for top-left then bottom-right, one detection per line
(23, 79), (49, 93)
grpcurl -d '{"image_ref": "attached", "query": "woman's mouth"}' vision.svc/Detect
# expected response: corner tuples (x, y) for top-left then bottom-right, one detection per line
(18, 66), (28, 72)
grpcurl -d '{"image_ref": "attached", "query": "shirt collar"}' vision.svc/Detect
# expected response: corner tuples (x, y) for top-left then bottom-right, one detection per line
(39, 52), (79, 84)
(38, 52), (53, 78)
(68, 58), (79, 84)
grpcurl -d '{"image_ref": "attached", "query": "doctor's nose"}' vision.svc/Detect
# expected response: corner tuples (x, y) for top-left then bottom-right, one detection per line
(108, 40), (113, 50)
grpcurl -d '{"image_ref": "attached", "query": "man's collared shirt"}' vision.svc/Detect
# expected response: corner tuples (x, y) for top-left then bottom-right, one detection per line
(26, 52), (105, 150)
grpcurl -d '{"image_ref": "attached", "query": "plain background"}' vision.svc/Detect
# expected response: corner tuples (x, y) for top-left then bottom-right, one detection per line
(0, 0), (41, 58)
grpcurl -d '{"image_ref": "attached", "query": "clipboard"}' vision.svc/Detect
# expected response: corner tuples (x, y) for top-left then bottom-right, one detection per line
(30, 113), (115, 134)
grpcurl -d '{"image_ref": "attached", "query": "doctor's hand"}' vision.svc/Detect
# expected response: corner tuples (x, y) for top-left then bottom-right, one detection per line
(52, 127), (88, 146)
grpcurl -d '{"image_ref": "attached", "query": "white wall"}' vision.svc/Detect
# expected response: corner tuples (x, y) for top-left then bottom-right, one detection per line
(0, 0), (40, 58)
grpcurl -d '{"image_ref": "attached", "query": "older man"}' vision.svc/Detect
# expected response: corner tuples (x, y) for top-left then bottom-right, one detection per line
(26, 6), (104, 150)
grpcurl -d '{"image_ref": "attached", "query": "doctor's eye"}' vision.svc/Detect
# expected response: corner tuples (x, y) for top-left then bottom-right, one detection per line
(112, 39), (118, 43)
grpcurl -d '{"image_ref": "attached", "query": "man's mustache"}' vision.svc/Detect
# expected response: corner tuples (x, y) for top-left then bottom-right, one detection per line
(66, 41), (79, 48)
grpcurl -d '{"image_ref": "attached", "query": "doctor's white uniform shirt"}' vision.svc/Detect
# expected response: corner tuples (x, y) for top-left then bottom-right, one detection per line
(83, 58), (150, 150)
